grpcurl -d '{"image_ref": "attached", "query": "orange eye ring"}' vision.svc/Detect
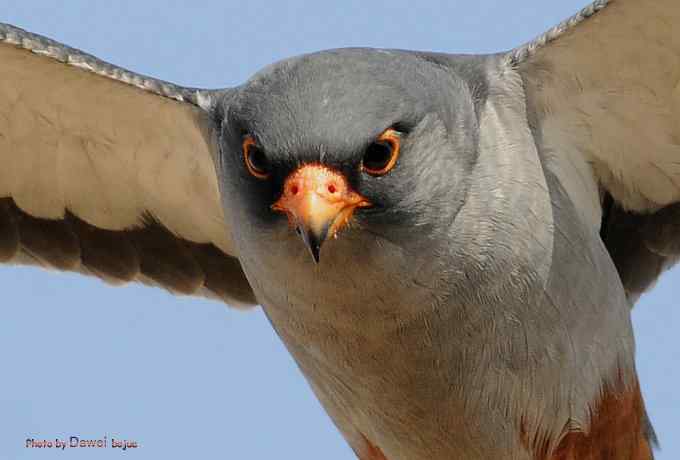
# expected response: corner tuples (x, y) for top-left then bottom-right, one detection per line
(361, 128), (401, 176)
(242, 135), (271, 180)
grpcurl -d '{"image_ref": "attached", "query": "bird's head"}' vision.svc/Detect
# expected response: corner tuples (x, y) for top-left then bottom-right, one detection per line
(215, 49), (485, 278)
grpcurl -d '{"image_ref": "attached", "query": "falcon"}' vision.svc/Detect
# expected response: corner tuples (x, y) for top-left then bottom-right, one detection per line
(1, 1), (678, 458)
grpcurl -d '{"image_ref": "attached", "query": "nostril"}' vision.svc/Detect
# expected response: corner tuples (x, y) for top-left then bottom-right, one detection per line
(327, 183), (336, 194)
(290, 184), (299, 196)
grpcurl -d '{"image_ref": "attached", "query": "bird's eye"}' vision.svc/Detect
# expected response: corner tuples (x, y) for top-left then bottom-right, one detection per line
(242, 135), (271, 179)
(362, 128), (401, 176)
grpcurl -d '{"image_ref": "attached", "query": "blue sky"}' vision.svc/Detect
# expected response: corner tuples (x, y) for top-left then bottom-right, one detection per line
(1, 1), (678, 459)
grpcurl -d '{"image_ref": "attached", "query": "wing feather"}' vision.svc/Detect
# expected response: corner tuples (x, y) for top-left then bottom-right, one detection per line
(0, 23), (255, 307)
(512, 0), (680, 299)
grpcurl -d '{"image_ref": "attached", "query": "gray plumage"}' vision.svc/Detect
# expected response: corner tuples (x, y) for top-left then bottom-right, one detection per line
(1, 0), (677, 458)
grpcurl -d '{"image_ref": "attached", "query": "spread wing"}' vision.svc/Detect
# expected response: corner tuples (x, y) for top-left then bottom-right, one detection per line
(0, 23), (255, 307)
(510, 0), (680, 301)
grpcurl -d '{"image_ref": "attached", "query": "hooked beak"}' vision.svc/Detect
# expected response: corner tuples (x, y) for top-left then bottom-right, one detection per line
(272, 164), (370, 263)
